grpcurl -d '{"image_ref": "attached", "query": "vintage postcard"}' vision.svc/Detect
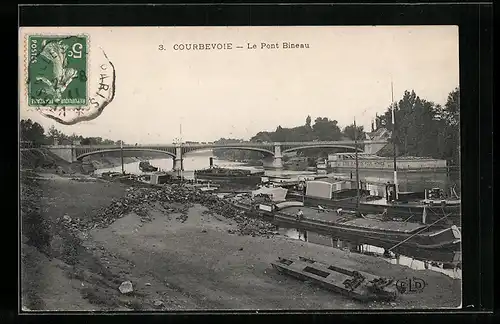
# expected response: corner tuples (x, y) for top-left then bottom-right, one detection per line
(19, 26), (461, 311)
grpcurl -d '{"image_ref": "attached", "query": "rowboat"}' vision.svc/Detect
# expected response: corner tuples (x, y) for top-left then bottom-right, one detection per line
(271, 256), (398, 302)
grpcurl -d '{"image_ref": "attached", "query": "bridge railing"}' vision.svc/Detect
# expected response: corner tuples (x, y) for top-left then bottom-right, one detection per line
(46, 140), (388, 150)
(279, 140), (388, 145)
(54, 140), (387, 149)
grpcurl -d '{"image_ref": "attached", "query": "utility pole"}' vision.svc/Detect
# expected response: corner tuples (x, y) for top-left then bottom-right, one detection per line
(354, 117), (360, 209)
(120, 140), (125, 175)
(179, 121), (184, 180)
(391, 79), (399, 200)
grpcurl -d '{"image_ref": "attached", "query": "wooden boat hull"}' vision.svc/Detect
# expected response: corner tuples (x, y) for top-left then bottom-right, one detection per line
(287, 193), (461, 227)
(139, 164), (158, 172)
(274, 214), (460, 250)
(195, 174), (263, 185)
(233, 202), (461, 250)
(271, 256), (398, 302)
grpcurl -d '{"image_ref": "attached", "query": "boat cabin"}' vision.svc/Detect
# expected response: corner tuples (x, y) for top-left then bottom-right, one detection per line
(305, 178), (370, 200)
(251, 187), (288, 212)
(138, 172), (175, 185)
(252, 186), (288, 202)
(263, 176), (299, 188)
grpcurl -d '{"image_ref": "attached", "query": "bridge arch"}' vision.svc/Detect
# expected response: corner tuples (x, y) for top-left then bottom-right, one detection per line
(183, 146), (275, 156)
(282, 144), (363, 154)
(76, 148), (176, 161)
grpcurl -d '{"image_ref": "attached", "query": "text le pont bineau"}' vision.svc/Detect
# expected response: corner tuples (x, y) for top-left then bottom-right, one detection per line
(171, 42), (310, 51)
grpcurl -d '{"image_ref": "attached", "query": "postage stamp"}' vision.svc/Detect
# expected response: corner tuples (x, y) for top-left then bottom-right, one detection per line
(22, 31), (115, 125)
(27, 35), (88, 108)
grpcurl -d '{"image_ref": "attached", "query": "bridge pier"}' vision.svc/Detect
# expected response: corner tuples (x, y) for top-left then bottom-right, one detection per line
(47, 145), (77, 163)
(173, 145), (184, 172)
(272, 143), (284, 169)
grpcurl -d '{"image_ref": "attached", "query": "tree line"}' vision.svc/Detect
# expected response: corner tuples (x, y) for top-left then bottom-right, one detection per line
(375, 87), (460, 166)
(20, 87), (460, 166)
(212, 116), (365, 161)
(20, 120), (124, 146)
(214, 87), (460, 166)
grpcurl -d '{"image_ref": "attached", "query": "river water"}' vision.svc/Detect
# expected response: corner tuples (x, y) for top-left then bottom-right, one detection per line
(93, 152), (462, 279)
(93, 152), (458, 192)
(279, 227), (462, 279)
(93, 153), (316, 179)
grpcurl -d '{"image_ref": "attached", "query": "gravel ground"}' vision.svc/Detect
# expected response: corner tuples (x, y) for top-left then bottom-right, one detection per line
(20, 173), (461, 311)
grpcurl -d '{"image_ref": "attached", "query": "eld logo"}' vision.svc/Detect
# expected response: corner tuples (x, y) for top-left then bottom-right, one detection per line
(395, 277), (426, 294)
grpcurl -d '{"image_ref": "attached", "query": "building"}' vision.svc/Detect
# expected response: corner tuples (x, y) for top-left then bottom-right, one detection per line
(327, 127), (447, 172)
(363, 128), (392, 155)
(327, 153), (447, 171)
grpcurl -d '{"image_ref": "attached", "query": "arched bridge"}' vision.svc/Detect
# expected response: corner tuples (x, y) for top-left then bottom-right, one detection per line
(45, 140), (387, 170)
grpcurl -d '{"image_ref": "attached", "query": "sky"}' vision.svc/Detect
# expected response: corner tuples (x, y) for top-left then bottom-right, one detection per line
(19, 26), (459, 144)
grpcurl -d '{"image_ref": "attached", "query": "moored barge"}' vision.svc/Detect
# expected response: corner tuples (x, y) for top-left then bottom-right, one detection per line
(232, 188), (461, 251)
(288, 178), (461, 227)
(139, 161), (159, 172)
(194, 167), (265, 185)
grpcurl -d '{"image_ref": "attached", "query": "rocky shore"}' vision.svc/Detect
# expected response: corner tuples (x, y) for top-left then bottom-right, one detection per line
(21, 147), (162, 175)
(87, 156), (150, 170)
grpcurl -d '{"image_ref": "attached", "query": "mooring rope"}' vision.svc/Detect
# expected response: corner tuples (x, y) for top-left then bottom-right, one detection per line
(387, 212), (453, 252)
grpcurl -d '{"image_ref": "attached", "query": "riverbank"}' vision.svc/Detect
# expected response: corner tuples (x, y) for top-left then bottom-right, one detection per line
(88, 156), (151, 170)
(20, 171), (461, 311)
(20, 147), (162, 175)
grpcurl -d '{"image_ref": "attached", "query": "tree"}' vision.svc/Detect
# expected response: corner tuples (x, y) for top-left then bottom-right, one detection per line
(343, 124), (365, 141)
(374, 88), (460, 164)
(312, 117), (342, 141)
(80, 138), (91, 145)
(305, 115), (312, 128)
(250, 131), (273, 143)
(438, 87), (460, 166)
(46, 125), (69, 144)
(20, 119), (46, 144)
(212, 137), (254, 160)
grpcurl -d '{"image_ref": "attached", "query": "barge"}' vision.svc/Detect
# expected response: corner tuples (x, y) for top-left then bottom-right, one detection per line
(139, 161), (158, 172)
(232, 188), (461, 251)
(194, 167), (264, 185)
(288, 179), (461, 227)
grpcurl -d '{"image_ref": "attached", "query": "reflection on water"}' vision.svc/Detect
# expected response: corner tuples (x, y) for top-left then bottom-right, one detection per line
(280, 228), (306, 241)
(279, 227), (462, 280)
(94, 155), (458, 193)
(93, 156), (317, 180)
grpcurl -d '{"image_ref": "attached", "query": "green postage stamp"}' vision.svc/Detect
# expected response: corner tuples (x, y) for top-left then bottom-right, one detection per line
(27, 35), (88, 108)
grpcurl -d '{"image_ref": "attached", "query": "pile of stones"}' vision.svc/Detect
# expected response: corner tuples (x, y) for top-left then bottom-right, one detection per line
(57, 182), (279, 238)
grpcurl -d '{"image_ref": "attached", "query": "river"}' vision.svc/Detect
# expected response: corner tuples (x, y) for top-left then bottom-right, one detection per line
(93, 152), (317, 179)
(93, 152), (457, 192)
(279, 227), (462, 279)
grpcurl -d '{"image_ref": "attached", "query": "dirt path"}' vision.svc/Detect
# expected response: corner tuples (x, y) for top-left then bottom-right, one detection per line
(20, 174), (461, 311)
